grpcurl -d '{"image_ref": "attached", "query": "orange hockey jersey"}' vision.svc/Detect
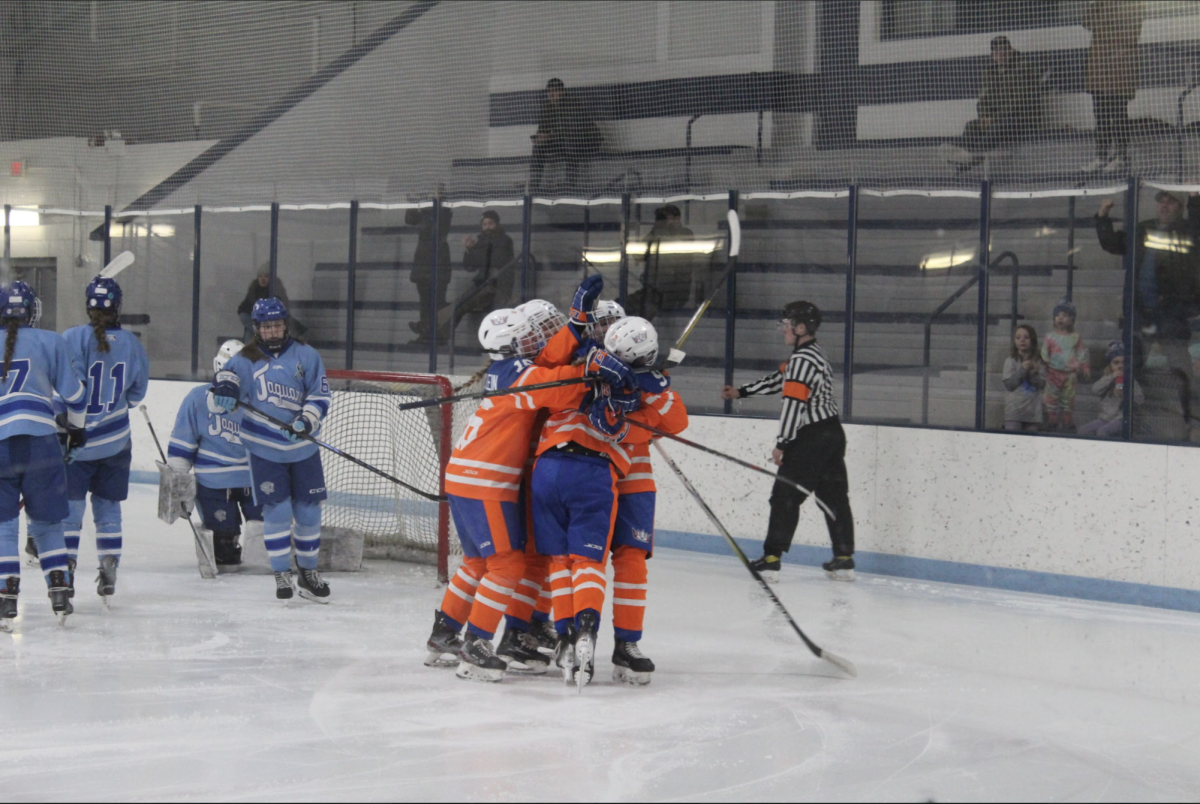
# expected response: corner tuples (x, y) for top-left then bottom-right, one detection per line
(616, 386), (688, 495)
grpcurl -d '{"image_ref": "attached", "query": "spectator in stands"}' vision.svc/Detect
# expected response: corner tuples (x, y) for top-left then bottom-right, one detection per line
(529, 78), (601, 193)
(445, 210), (517, 336)
(945, 36), (1041, 171)
(1080, 1), (1143, 174)
(629, 204), (696, 319)
(406, 203), (453, 342)
(1041, 299), (1090, 433)
(1002, 324), (1047, 432)
(238, 266), (291, 342)
(1079, 341), (1143, 437)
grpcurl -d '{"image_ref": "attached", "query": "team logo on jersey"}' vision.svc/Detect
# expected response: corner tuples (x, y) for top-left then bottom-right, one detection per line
(260, 481), (275, 494)
(207, 414), (242, 443)
(633, 528), (651, 543)
(214, 510), (228, 522)
(253, 364), (302, 411)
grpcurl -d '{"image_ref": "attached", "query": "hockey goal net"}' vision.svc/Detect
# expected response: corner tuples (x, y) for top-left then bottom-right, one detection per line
(320, 369), (485, 583)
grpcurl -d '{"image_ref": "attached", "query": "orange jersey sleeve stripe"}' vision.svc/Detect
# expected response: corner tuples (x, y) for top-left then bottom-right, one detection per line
(783, 380), (811, 401)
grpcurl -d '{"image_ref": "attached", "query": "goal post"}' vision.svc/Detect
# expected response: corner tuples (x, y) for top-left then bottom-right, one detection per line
(321, 369), (484, 583)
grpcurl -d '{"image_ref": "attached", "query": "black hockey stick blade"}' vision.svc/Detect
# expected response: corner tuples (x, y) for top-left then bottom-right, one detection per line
(653, 442), (856, 678)
(236, 402), (446, 502)
(624, 418), (836, 521)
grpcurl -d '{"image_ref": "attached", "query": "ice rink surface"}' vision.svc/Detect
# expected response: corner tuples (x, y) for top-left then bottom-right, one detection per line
(2, 485), (1200, 802)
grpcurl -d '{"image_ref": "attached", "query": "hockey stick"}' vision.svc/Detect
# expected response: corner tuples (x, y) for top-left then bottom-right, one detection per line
(138, 406), (217, 580)
(654, 441), (857, 678)
(668, 209), (741, 359)
(100, 250), (135, 279)
(622, 418), (836, 521)
(394, 374), (594, 412)
(235, 401), (446, 502)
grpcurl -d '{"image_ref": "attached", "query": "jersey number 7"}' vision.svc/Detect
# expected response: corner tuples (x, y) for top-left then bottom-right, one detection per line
(86, 361), (126, 414)
(1, 359), (30, 394)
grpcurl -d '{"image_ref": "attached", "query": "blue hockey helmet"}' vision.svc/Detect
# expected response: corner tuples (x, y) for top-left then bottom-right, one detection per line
(86, 275), (123, 314)
(0, 281), (39, 325)
(251, 296), (288, 323)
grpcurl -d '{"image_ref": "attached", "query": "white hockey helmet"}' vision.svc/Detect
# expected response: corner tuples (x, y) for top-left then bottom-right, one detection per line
(604, 316), (658, 368)
(478, 308), (543, 360)
(516, 298), (566, 343)
(214, 339), (244, 374)
(591, 299), (626, 342)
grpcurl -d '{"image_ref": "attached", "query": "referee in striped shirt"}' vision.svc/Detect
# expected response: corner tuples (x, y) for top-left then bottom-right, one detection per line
(720, 300), (856, 581)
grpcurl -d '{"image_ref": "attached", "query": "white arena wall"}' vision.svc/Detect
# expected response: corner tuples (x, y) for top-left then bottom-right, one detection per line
(133, 380), (1200, 613)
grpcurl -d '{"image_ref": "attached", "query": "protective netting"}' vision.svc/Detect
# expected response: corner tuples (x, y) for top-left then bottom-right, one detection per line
(319, 370), (484, 574)
(2, 1), (1199, 213)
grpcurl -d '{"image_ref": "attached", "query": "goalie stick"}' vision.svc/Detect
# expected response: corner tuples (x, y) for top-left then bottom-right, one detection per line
(235, 401), (446, 502)
(623, 417), (836, 521)
(139, 406), (217, 580)
(654, 441), (857, 678)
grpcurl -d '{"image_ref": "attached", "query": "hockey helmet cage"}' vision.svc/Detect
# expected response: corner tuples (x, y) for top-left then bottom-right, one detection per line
(782, 300), (821, 334)
(86, 275), (123, 314)
(604, 315), (658, 368)
(0, 281), (39, 326)
(214, 339), (244, 374)
(591, 299), (626, 341)
(478, 308), (543, 360)
(516, 298), (567, 342)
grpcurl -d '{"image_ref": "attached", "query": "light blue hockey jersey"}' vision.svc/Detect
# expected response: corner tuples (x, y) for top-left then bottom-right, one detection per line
(168, 384), (251, 489)
(61, 324), (150, 461)
(221, 341), (330, 464)
(0, 327), (88, 439)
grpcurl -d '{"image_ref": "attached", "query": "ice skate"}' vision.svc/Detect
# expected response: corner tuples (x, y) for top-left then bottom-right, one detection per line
(455, 634), (506, 683)
(23, 537), (38, 567)
(554, 624), (577, 685)
(574, 611), (598, 692)
(822, 555), (856, 581)
(0, 577), (18, 632)
(496, 627), (549, 675)
(96, 555), (117, 607)
(612, 639), (655, 685)
(424, 610), (463, 667)
(296, 567), (330, 604)
(531, 618), (558, 655)
(749, 554), (781, 583)
(48, 570), (70, 625)
(213, 533), (242, 570)
(274, 570), (295, 600)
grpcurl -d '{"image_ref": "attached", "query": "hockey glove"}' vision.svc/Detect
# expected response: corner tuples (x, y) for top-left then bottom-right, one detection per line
(64, 425), (87, 464)
(211, 371), (240, 413)
(569, 274), (604, 328)
(584, 347), (635, 392)
(608, 383), (642, 415)
(286, 411), (319, 443)
(587, 397), (629, 442)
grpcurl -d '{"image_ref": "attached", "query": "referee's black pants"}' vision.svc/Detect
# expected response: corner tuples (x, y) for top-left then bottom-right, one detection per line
(763, 416), (855, 559)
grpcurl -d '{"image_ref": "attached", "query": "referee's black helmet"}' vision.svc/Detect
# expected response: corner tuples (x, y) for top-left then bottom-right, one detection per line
(782, 300), (821, 334)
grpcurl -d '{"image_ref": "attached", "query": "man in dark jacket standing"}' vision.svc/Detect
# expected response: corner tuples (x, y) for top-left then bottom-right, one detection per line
(441, 210), (517, 336)
(946, 36), (1041, 170)
(1097, 191), (1200, 439)
(529, 78), (601, 193)
(406, 205), (453, 342)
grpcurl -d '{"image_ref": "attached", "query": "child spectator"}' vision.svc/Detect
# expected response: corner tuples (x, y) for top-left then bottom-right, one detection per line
(1002, 324), (1047, 431)
(1079, 341), (1143, 437)
(1041, 299), (1090, 432)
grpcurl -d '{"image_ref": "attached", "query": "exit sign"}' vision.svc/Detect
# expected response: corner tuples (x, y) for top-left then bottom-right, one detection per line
(10, 161), (24, 177)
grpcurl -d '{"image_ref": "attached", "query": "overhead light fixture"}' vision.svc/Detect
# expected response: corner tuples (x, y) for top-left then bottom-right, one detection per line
(583, 238), (723, 264)
(7, 209), (40, 227)
(919, 249), (975, 271)
(109, 222), (174, 238)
